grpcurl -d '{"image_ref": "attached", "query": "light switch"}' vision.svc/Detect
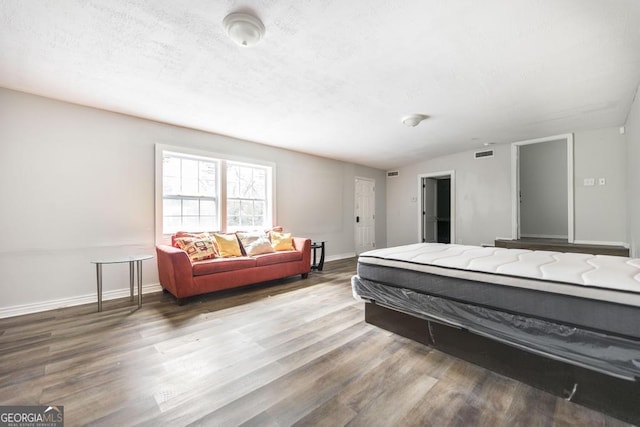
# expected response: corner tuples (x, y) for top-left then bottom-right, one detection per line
(584, 178), (595, 186)
(598, 178), (606, 185)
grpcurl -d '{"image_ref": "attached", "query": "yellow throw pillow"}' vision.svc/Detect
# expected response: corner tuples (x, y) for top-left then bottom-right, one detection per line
(271, 231), (295, 251)
(174, 236), (217, 262)
(213, 233), (243, 258)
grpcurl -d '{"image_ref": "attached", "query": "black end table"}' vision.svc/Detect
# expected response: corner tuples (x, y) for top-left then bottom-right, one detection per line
(311, 241), (325, 271)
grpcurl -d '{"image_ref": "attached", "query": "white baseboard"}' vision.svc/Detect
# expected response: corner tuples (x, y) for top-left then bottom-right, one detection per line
(326, 252), (356, 262)
(572, 240), (629, 248)
(0, 283), (163, 319)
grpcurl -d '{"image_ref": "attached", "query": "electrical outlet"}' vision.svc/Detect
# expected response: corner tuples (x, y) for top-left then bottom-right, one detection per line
(584, 178), (595, 186)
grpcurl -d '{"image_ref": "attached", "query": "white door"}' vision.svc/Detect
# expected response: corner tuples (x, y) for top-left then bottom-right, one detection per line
(422, 178), (437, 242)
(355, 178), (375, 254)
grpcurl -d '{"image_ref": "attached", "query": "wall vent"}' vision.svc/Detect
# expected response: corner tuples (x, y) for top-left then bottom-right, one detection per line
(387, 170), (400, 177)
(474, 149), (494, 159)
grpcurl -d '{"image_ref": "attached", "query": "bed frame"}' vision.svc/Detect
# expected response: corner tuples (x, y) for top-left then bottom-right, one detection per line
(354, 243), (640, 424)
(364, 301), (640, 424)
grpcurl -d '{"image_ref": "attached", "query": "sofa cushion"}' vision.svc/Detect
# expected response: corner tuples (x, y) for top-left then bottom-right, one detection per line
(237, 231), (275, 256)
(254, 250), (302, 267)
(192, 257), (257, 276)
(213, 232), (243, 258)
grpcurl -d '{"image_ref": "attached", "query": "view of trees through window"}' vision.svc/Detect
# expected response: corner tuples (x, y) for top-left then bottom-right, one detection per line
(227, 164), (267, 229)
(161, 151), (271, 234)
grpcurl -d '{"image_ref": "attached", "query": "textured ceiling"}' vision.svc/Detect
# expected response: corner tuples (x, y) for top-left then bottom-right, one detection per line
(1, 1), (640, 169)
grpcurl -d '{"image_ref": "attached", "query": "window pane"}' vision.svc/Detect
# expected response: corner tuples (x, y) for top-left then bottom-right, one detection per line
(240, 200), (253, 217)
(163, 198), (182, 216)
(199, 161), (216, 197)
(199, 216), (216, 230)
(163, 157), (180, 178)
(253, 201), (264, 216)
(163, 157), (181, 195)
(164, 216), (182, 234)
(183, 217), (202, 231)
(227, 166), (240, 198)
(183, 199), (199, 216)
(182, 159), (199, 195)
(201, 199), (216, 216)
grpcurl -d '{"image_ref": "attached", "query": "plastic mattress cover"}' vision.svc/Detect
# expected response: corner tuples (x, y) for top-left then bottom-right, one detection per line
(352, 275), (640, 381)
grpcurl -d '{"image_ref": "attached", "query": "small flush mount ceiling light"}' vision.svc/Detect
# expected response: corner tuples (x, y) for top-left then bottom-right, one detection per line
(223, 12), (265, 47)
(401, 114), (428, 127)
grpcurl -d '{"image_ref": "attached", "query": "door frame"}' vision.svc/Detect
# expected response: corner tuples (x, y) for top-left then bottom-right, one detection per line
(510, 133), (574, 242)
(354, 176), (376, 254)
(418, 170), (456, 244)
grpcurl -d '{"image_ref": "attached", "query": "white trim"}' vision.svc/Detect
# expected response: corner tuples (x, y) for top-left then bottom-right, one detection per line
(567, 134), (575, 243)
(326, 252), (357, 262)
(0, 283), (163, 319)
(417, 170), (456, 244)
(573, 240), (629, 249)
(511, 133), (574, 243)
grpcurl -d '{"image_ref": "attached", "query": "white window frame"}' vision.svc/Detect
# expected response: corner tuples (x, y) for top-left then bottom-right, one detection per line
(155, 144), (276, 244)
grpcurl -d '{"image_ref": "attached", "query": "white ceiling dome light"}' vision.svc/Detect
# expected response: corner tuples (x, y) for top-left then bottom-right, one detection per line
(401, 114), (428, 127)
(223, 12), (265, 47)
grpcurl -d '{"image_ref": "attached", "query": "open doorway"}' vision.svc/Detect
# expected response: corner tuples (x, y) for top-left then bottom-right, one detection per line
(419, 171), (455, 244)
(511, 134), (574, 243)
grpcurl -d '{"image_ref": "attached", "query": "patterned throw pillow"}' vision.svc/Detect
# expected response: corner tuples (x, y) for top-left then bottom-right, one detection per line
(213, 233), (243, 258)
(237, 231), (275, 256)
(270, 231), (295, 251)
(174, 235), (217, 262)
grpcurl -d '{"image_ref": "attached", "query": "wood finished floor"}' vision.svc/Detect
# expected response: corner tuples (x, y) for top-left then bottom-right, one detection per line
(0, 258), (632, 427)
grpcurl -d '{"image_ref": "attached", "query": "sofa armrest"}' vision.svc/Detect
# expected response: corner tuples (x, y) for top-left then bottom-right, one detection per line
(155, 244), (195, 298)
(293, 237), (312, 273)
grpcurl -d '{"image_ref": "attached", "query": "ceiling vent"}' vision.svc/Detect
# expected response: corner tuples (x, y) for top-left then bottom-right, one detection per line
(387, 170), (400, 177)
(474, 149), (494, 159)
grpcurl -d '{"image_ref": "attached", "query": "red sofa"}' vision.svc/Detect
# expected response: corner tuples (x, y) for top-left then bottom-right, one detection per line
(156, 236), (311, 303)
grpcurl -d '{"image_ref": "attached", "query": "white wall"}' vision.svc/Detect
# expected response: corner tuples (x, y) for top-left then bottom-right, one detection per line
(573, 127), (627, 246)
(387, 146), (512, 247)
(387, 127), (628, 248)
(626, 86), (640, 257)
(0, 88), (386, 316)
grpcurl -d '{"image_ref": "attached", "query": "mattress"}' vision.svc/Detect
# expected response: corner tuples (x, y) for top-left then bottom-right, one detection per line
(353, 243), (640, 379)
(356, 243), (640, 339)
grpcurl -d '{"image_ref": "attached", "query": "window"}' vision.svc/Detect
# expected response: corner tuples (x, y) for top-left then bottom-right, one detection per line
(162, 153), (219, 234)
(157, 146), (274, 238)
(226, 163), (268, 230)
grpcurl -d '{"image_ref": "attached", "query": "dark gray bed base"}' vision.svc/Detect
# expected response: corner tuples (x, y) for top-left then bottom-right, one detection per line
(364, 302), (640, 425)
(352, 276), (640, 381)
(357, 262), (640, 339)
